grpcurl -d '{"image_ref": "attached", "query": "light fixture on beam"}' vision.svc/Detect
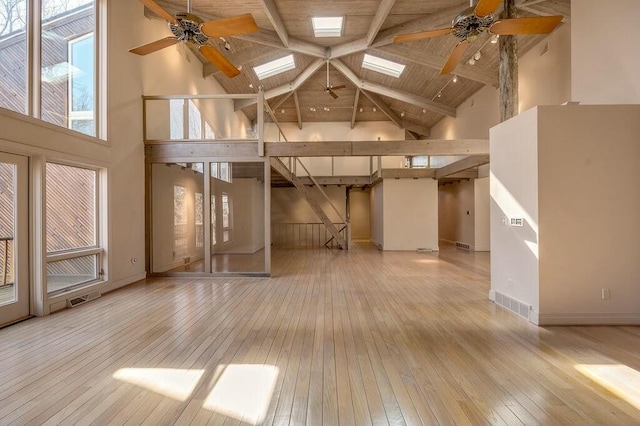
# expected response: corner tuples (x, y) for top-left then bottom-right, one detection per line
(491, 34), (499, 44)
(452, 75), (458, 83)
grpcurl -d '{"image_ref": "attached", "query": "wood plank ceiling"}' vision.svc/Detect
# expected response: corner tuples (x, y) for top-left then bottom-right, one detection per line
(149, 0), (570, 138)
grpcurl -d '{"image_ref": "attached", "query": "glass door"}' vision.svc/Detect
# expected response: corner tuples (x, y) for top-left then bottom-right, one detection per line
(0, 152), (29, 327)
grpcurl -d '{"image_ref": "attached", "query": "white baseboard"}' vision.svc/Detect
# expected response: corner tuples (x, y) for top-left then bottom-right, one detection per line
(101, 272), (147, 294)
(537, 313), (640, 326)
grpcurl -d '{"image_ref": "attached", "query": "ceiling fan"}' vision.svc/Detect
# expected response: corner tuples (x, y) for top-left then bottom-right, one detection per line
(393, 0), (563, 75)
(129, 0), (259, 78)
(324, 61), (346, 99)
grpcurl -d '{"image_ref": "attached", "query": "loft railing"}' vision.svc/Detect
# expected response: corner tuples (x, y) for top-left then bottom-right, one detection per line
(1, 237), (14, 286)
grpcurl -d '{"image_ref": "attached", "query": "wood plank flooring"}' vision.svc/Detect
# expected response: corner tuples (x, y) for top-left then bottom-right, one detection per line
(1, 244), (640, 425)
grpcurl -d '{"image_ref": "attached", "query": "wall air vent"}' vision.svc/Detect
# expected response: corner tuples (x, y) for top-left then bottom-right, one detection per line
(67, 291), (101, 308)
(456, 241), (471, 250)
(494, 291), (531, 321)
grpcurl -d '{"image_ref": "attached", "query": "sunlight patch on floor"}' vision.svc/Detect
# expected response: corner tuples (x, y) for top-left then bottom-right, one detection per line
(203, 364), (279, 425)
(113, 368), (204, 401)
(576, 364), (640, 410)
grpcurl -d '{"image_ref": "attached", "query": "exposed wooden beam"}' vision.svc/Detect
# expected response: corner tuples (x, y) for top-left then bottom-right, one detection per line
(402, 120), (431, 138)
(405, 130), (419, 140)
(257, 0), (289, 47)
(381, 168), (436, 179)
(366, 0), (397, 46)
(446, 170), (479, 179)
(145, 143), (259, 159)
(435, 155), (490, 179)
(296, 176), (372, 186)
(332, 59), (456, 117)
(203, 46), (282, 77)
(266, 139), (489, 157)
(328, 3), (466, 59)
(273, 92), (293, 109)
(235, 59), (325, 109)
(293, 91), (302, 130)
(351, 89), (360, 129)
(373, 45), (498, 87)
(361, 90), (403, 127)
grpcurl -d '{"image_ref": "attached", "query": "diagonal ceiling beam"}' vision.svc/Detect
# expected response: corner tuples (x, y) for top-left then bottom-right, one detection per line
(402, 120), (431, 138)
(234, 58), (325, 109)
(351, 88), (360, 129)
(373, 45), (499, 87)
(435, 155), (490, 179)
(203, 45), (282, 77)
(366, 0), (397, 46)
(257, 0), (289, 47)
(361, 90), (402, 127)
(332, 59), (456, 117)
(329, 2), (466, 59)
(273, 92), (293, 109)
(293, 91), (302, 129)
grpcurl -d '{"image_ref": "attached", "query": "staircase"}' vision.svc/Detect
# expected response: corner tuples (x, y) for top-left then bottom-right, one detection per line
(270, 157), (348, 249)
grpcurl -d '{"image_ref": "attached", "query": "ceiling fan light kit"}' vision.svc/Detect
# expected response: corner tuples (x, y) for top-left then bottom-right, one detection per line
(392, 0), (562, 75)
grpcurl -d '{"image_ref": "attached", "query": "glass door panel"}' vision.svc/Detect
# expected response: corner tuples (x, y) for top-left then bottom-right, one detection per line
(0, 153), (29, 326)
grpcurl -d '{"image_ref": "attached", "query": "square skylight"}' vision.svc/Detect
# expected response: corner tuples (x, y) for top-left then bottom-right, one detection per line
(362, 54), (406, 78)
(253, 54), (296, 80)
(311, 16), (343, 37)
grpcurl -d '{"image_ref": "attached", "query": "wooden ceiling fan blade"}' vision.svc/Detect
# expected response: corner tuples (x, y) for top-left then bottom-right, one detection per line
(393, 27), (453, 44)
(474, 0), (502, 18)
(440, 40), (469, 75)
(201, 13), (259, 37)
(490, 16), (563, 35)
(129, 37), (179, 55)
(331, 85), (346, 91)
(329, 91), (339, 100)
(139, 0), (177, 24)
(199, 45), (241, 78)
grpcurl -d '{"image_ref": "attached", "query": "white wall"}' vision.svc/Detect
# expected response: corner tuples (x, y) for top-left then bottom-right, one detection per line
(370, 182), (384, 249)
(490, 108), (540, 315)
(474, 177), (490, 251)
(383, 179), (439, 251)
(271, 186), (346, 224)
(537, 105), (640, 324)
(571, 0), (640, 104)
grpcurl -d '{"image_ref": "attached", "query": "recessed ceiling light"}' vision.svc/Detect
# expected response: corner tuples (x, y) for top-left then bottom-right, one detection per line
(253, 54), (296, 80)
(362, 54), (405, 78)
(311, 16), (343, 37)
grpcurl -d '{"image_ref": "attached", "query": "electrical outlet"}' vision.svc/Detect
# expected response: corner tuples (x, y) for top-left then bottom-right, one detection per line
(601, 288), (610, 300)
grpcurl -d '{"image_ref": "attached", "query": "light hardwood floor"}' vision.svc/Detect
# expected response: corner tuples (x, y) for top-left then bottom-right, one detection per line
(1, 244), (640, 425)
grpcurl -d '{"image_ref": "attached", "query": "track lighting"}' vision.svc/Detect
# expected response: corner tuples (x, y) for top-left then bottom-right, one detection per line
(281, 109), (285, 114)
(422, 109), (426, 114)
(474, 51), (482, 61)
(359, 107), (363, 113)
(373, 107), (377, 112)
(452, 75), (458, 83)
(220, 37), (231, 51)
(400, 111), (405, 117)
(437, 92), (442, 98)
(490, 34), (499, 44)
(467, 58), (476, 65)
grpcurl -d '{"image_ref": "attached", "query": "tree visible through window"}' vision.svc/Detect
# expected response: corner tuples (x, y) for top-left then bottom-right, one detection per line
(195, 192), (203, 248)
(173, 185), (187, 258)
(222, 193), (230, 243)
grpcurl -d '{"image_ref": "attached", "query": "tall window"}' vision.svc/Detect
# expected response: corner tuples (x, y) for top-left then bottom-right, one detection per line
(222, 193), (230, 243)
(211, 196), (216, 245)
(195, 192), (203, 248)
(173, 185), (187, 259)
(188, 100), (201, 139)
(45, 162), (101, 293)
(0, 0), (28, 114)
(68, 33), (94, 135)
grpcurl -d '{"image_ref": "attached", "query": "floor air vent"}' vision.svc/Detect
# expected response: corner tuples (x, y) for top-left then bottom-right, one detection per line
(456, 241), (471, 250)
(67, 291), (101, 308)
(494, 291), (531, 321)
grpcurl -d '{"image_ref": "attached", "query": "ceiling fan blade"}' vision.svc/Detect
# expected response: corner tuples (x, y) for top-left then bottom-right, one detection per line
(201, 13), (259, 37)
(139, 0), (177, 24)
(331, 85), (347, 91)
(199, 45), (241, 78)
(393, 27), (453, 44)
(490, 16), (563, 35)
(129, 37), (179, 55)
(440, 40), (469, 75)
(474, 0), (502, 18)
(329, 90), (339, 100)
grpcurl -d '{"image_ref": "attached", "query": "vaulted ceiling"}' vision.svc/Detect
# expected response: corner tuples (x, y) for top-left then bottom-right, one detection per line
(149, 0), (570, 138)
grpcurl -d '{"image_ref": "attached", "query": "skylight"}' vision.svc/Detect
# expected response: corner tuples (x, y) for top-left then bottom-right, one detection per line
(253, 55), (296, 80)
(362, 54), (406, 78)
(311, 17), (343, 37)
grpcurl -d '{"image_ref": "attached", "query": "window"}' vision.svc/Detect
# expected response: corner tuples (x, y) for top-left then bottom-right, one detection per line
(45, 162), (101, 293)
(211, 162), (219, 179)
(253, 55), (295, 80)
(170, 99), (184, 140)
(0, 0), (28, 114)
(173, 185), (187, 258)
(222, 193), (230, 243)
(362, 54), (405, 78)
(311, 16), (343, 37)
(195, 192), (203, 248)
(204, 122), (215, 140)
(219, 163), (231, 183)
(41, 0), (98, 136)
(211, 196), (216, 245)
(188, 100), (202, 139)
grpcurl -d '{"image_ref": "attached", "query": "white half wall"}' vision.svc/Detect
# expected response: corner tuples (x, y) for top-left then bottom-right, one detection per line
(474, 177), (490, 251)
(571, 0), (640, 104)
(383, 179), (438, 251)
(370, 182), (384, 249)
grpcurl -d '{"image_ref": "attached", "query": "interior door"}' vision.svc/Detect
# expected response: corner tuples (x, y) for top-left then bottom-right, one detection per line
(0, 152), (29, 327)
